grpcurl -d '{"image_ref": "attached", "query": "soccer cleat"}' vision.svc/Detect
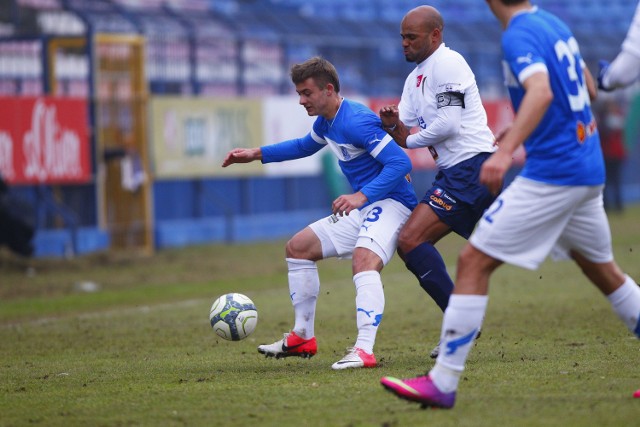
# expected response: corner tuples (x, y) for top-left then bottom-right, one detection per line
(257, 331), (317, 359)
(429, 342), (441, 359)
(634, 389), (640, 398)
(331, 347), (377, 370)
(380, 375), (455, 409)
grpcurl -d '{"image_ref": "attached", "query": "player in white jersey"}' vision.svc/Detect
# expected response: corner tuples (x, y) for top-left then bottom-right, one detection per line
(381, 0), (640, 409)
(380, 6), (498, 358)
(222, 57), (417, 370)
(598, 1), (640, 91)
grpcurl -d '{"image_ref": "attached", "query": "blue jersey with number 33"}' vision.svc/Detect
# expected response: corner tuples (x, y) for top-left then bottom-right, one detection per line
(502, 7), (605, 186)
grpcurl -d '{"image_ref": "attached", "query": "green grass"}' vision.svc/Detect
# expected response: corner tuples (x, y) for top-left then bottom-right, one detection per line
(1, 206), (640, 426)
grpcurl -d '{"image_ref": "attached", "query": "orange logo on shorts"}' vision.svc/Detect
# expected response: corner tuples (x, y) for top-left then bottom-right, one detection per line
(429, 195), (453, 211)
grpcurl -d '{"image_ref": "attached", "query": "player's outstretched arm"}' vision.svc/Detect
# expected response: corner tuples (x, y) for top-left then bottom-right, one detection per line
(221, 147), (262, 167)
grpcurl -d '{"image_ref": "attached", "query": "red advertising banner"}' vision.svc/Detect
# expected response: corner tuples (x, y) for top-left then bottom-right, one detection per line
(0, 97), (91, 184)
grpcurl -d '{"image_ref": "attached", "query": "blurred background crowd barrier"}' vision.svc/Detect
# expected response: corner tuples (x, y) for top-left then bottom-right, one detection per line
(0, 0), (638, 258)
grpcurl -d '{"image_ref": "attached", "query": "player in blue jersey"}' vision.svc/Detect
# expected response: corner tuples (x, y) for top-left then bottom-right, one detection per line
(222, 57), (418, 370)
(380, 5), (498, 359)
(381, 0), (640, 408)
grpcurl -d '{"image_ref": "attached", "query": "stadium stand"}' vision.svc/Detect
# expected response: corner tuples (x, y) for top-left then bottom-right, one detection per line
(0, 0), (638, 257)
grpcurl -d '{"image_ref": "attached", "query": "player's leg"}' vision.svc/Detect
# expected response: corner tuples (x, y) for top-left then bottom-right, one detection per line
(332, 200), (411, 370)
(284, 227), (324, 341)
(332, 246), (385, 370)
(398, 203), (453, 311)
(380, 244), (499, 408)
(381, 178), (571, 407)
(555, 186), (640, 338)
(258, 215), (359, 359)
(427, 244), (499, 393)
(257, 226), (324, 358)
(400, 153), (499, 313)
(572, 252), (640, 337)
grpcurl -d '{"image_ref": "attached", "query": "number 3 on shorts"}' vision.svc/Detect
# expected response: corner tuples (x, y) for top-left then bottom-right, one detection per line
(365, 206), (383, 223)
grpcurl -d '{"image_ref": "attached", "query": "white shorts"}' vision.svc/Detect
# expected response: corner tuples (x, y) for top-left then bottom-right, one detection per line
(309, 198), (412, 265)
(470, 177), (613, 270)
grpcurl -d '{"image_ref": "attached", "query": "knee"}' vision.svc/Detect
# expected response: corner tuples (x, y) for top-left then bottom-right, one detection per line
(285, 237), (303, 259)
(352, 248), (384, 275)
(458, 244), (476, 265)
(457, 244), (499, 279)
(397, 228), (419, 254)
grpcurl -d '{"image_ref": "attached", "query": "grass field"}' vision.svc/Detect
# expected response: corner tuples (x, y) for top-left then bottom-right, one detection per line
(1, 205), (640, 426)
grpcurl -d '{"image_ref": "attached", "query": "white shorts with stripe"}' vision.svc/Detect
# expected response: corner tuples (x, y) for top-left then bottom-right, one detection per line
(309, 198), (412, 265)
(470, 177), (613, 270)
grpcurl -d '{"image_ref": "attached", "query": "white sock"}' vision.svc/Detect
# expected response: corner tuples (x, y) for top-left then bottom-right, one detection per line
(287, 258), (320, 339)
(430, 294), (487, 393)
(353, 271), (384, 354)
(607, 275), (640, 337)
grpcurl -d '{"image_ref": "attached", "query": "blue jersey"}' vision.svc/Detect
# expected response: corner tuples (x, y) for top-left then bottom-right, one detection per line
(502, 8), (605, 185)
(261, 98), (417, 211)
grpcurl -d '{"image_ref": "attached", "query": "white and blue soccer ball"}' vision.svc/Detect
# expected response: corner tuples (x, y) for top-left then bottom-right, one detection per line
(209, 293), (258, 341)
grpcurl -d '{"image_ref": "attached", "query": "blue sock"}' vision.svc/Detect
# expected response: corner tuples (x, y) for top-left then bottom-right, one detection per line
(404, 242), (454, 311)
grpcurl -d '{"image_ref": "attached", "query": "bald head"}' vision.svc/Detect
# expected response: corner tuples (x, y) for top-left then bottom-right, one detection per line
(403, 6), (444, 35)
(400, 6), (444, 64)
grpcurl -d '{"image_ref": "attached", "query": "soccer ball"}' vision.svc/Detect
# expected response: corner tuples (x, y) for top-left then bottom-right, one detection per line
(209, 293), (258, 341)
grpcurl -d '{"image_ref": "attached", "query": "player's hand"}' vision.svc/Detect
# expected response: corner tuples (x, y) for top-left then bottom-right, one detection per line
(379, 105), (399, 129)
(479, 150), (511, 195)
(221, 148), (260, 167)
(597, 60), (612, 92)
(332, 192), (367, 216)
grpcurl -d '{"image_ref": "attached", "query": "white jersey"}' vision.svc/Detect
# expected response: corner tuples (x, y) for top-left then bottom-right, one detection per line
(399, 43), (495, 170)
(622, 2), (640, 59)
(602, 2), (640, 89)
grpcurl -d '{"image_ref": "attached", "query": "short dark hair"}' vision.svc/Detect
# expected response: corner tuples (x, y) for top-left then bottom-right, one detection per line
(500, 0), (527, 5)
(290, 57), (341, 93)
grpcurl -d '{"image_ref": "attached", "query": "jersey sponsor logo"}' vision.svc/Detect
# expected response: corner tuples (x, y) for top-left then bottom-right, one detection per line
(577, 122), (586, 143)
(433, 188), (443, 196)
(417, 116), (427, 129)
(429, 194), (453, 211)
(416, 74), (424, 87)
(576, 119), (597, 144)
(442, 191), (457, 204)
